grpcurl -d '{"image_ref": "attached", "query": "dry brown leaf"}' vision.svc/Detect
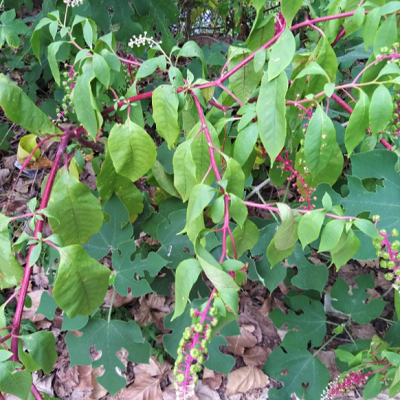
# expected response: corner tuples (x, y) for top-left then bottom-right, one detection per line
(202, 368), (223, 390)
(134, 357), (171, 379)
(0, 169), (10, 185)
(23, 290), (46, 322)
(90, 366), (108, 399)
(226, 326), (257, 355)
(115, 374), (163, 400)
(314, 351), (341, 379)
(350, 323), (376, 340)
(225, 366), (269, 396)
(243, 346), (269, 367)
(194, 381), (220, 400)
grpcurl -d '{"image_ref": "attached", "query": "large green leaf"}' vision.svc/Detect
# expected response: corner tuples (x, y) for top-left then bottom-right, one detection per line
(264, 347), (330, 400)
(257, 70), (287, 164)
(298, 210), (325, 249)
(274, 203), (301, 251)
(84, 194), (133, 260)
(345, 89), (370, 155)
(226, 219), (259, 258)
(53, 245), (110, 318)
(108, 120), (156, 181)
(304, 105), (337, 178)
(112, 240), (166, 297)
(369, 84), (392, 135)
(187, 184), (216, 225)
(267, 27), (295, 81)
(48, 41), (64, 86)
(97, 149), (144, 222)
(47, 169), (103, 246)
(20, 331), (57, 374)
(74, 64), (103, 139)
(172, 258), (202, 320)
(373, 13), (397, 57)
(222, 158), (245, 198)
(173, 138), (197, 201)
(281, 0), (303, 26)
(0, 361), (32, 400)
(330, 275), (386, 324)
(341, 150), (400, 231)
(0, 74), (62, 137)
(0, 214), (23, 288)
(66, 319), (151, 395)
(152, 85), (180, 148)
(227, 47), (263, 104)
(270, 295), (326, 349)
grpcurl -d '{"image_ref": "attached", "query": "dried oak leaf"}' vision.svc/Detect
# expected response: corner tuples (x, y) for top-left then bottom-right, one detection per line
(115, 374), (163, 400)
(226, 326), (257, 356)
(225, 366), (269, 396)
(243, 346), (269, 367)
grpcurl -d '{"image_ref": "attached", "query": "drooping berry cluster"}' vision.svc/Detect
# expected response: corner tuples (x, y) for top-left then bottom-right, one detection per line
(174, 306), (219, 400)
(391, 91), (400, 136)
(56, 65), (77, 124)
(372, 215), (400, 285)
(321, 370), (368, 399)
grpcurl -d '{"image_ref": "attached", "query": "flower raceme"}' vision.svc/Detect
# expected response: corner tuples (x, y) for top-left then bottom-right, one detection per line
(63, 0), (84, 7)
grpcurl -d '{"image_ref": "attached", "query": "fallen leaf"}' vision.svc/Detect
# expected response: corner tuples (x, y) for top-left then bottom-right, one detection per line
(114, 374), (163, 400)
(202, 368), (223, 390)
(195, 381), (220, 400)
(225, 366), (269, 396)
(0, 168), (9, 185)
(226, 326), (257, 355)
(243, 346), (269, 367)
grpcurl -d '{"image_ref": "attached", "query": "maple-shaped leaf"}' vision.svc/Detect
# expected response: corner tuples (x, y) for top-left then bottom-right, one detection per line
(288, 244), (328, 293)
(270, 295), (326, 350)
(85, 194), (133, 261)
(112, 240), (167, 297)
(66, 319), (151, 395)
(341, 150), (400, 231)
(330, 274), (386, 324)
(157, 209), (194, 269)
(264, 347), (330, 400)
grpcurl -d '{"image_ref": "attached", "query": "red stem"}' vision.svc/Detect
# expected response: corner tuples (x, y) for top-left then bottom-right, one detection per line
(10, 133), (71, 359)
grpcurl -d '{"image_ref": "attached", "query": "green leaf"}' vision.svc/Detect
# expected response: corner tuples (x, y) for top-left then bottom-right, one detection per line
(344, 6), (365, 38)
(48, 41), (64, 86)
(84, 194), (133, 260)
(257, 70), (287, 164)
(389, 365), (400, 398)
(187, 184), (216, 224)
(153, 85), (180, 148)
(0, 214), (23, 288)
(172, 259), (202, 320)
(264, 347), (330, 400)
(330, 229), (361, 269)
(369, 85), (392, 135)
(20, 331), (57, 374)
(74, 65), (102, 139)
(345, 89), (370, 155)
(298, 210), (325, 248)
(341, 150), (400, 232)
(304, 105), (338, 178)
(227, 47), (263, 104)
(66, 319), (151, 395)
(173, 139), (197, 201)
(0, 74), (62, 137)
(322, 192), (332, 211)
(295, 61), (329, 82)
(223, 158), (245, 198)
(330, 275), (386, 324)
(233, 123), (258, 166)
(18, 134), (40, 162)
(0, 361), (32, 400)
(229, 193), (248, 228)
(226, 219), (259, 258)
(271, 295), (326, 349)
(324, 82), (336, 97)
(47, 169), (103, 246)
(274, 203), (301, 251)
(288, 244), (328, 293)
(178, 41), (207, 78)
(319, 219), (345, 252)
(93, 53), (110, 87)
(108, 120), (156, 182)
(151, 160), (180, 197)
(196, 242), (239, 315)
(363, 7), (381, 50)
(136, 56), (166, 80)
(374, 13), (397, 57)
(36, 291), (58, 320)
(267, 237), (296, 268)
(353, 219), (381, 239)
(53, 245), (110, 318)
(112, 240), (166, 297)
(281, 0), (303, 26)
(268, 27), (295, 81)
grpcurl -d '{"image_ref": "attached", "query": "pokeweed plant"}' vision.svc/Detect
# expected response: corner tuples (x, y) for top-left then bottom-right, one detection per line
(2, 0), (400, 399)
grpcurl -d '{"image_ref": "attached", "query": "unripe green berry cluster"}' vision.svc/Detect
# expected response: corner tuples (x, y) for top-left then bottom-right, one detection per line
(56, 67), (76, 124)
(372, 216), (400, 285)
(173, 306), (219, 398)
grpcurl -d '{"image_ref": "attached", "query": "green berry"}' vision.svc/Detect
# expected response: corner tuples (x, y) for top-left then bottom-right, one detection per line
(194, 323), (203, 333)
(385, 272), (394, 280)
(393, 229), (399, 237)
(193, 375), (199, 384)
(383, 252), (390, 260)
(176, 354), (183, 363)
(211, 318), (218, 327)
(388, 261), (396, 268)
(190, 364), (197, 374)
(395, 269), (400, 276)
(197, 354), (204, 365)
(209, 307), (217, 316)
(372, 215), (381, 222)
(190, 348), (200, 358)
(190, 308), (195, 318)
(176, 373), (185, 382)
(380, 260), (388, 268)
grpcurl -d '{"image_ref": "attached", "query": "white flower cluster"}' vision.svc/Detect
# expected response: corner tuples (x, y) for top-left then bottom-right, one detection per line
(63, 0), (84, 7)
(128, 31), (161, 48)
